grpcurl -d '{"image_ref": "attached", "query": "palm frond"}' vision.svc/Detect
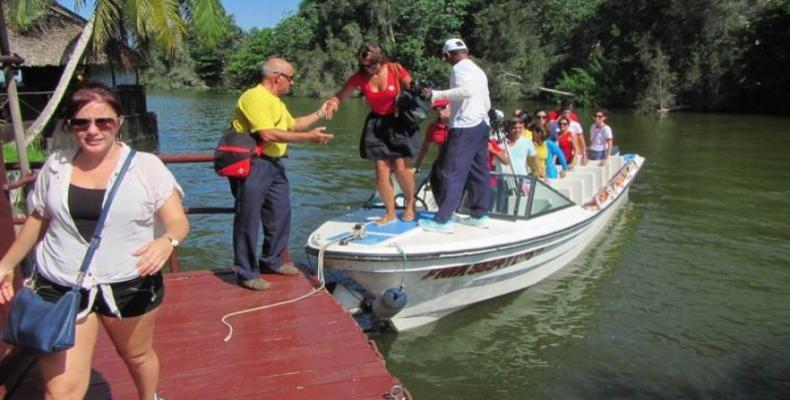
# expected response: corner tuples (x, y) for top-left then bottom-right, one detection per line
(155, 0), (186, 56)
(92, 0), (122, 53)
(5, 0), (53, 31)
(182, 0), (228, 47)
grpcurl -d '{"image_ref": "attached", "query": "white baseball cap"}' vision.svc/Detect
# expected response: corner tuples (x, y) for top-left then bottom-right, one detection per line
(442, 38), (468, 54)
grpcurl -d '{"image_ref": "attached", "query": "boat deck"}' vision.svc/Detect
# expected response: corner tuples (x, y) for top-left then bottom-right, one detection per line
(0, 270), (402, 399)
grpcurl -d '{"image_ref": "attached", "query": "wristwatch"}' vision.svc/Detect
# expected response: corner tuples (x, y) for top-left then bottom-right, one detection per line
(163, 235), (180, 247)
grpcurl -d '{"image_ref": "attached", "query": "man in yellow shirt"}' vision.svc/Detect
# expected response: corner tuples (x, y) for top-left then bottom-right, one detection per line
(230, 58), (334, 291)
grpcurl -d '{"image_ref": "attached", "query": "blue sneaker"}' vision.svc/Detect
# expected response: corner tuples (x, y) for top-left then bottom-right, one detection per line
(458, 215), (491, 229)
(418, 218), (454, 234)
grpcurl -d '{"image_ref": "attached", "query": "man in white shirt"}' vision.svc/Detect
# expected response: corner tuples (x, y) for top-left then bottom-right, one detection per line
(418, 38), (492, 234)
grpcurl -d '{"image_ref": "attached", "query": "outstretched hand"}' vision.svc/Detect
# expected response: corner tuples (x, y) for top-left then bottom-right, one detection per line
(309, 126), (334, 145)
(322, 99), (339, 120)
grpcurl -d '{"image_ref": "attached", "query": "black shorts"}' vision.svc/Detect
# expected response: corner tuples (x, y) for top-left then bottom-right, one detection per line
(35, 273), (164, 318)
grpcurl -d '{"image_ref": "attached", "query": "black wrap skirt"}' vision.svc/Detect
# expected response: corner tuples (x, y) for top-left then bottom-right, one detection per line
(359, 112), (420, 160)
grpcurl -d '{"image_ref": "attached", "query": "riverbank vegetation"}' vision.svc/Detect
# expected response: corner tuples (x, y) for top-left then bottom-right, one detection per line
(143, 0), (790, 114)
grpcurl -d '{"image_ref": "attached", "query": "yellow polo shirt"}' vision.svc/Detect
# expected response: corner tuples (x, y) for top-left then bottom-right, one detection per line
(231, 84), (295, 158)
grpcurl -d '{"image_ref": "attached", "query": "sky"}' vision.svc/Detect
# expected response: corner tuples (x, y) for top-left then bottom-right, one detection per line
(58, 0), (301, 31)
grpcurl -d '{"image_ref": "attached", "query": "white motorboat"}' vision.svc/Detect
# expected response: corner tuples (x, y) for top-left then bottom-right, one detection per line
(305, 153), (645, 332)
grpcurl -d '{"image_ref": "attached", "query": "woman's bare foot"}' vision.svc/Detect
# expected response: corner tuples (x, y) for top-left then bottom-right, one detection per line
(402, 208), (416, 222)
(374, 214), (397, 225)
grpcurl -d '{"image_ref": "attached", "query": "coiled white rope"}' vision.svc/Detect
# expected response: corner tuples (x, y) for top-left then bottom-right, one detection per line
(220, 226), (366, 343)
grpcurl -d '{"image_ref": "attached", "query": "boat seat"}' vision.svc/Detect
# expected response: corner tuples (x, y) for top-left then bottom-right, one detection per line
(548, 178), (583, 205)
(569, 172), (594, 202)
(574, 166), (603, 194)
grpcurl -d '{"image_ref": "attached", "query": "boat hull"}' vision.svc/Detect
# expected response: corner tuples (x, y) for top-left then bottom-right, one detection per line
(306, 155), (644, 331)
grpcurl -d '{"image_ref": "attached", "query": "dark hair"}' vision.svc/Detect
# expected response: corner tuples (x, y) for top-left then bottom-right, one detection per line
(596, 108), (609, 117)
(514, 110), (530, 124)
(63, 81), (121, 120)
(528, 122), (546, 144)
(357, 42), (384, 68)
(560, 98), (574, 110)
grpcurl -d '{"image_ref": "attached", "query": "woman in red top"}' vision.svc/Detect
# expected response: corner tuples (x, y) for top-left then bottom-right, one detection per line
(324, 43), (419, 224)
(557, 116), (576, 164)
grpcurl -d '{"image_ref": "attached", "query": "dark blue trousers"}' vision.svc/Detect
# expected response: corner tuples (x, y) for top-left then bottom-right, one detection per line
(433, 121), (491, 223)
(229, 156), (291, 281)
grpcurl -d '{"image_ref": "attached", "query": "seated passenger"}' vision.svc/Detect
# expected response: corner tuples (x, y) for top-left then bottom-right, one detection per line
(588, 108), (614, 166)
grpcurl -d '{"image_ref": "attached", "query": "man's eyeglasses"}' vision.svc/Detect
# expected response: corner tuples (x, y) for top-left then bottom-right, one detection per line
(276, 72), (294, 83)
(69, 117), (118, 131)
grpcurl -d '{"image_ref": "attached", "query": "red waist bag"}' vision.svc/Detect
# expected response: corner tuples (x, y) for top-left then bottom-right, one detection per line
(214, 130), (262, 178)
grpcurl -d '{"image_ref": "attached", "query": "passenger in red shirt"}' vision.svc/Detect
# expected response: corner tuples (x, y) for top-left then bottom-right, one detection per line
(324, 43), (419, 224)
(556, 116), (576, 164)
(412, 99), (450, 203)
(413, 99), (450, 173)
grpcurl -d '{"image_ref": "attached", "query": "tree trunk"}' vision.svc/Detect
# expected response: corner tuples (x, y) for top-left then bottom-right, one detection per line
(25, 16), (95, 145)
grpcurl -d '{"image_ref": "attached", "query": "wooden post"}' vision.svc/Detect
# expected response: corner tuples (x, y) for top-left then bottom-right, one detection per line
(0, 1), (30, 177)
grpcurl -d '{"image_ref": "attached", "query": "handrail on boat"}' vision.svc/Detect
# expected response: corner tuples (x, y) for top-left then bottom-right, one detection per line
(3, 152), (227, 273)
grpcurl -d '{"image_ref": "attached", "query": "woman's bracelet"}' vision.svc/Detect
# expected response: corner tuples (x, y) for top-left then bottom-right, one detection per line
(315, 110), (325, 119)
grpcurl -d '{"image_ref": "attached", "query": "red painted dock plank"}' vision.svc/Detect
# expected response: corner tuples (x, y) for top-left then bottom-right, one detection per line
(0, 270), (404, 399)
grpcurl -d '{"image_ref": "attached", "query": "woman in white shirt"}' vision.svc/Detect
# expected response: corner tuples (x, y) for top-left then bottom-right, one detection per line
(588, 108), (614, 166)
(0, 81), (188, 400)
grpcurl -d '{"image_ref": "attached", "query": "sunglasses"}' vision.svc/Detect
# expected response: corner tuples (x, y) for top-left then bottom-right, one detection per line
(69, 117), (118, 131)
(559, 122), (569, 126)
(537, 114), (547, 119)
(595, 114), (605, 118)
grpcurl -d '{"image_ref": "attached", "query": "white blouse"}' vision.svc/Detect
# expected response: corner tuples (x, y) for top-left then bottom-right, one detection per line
(30, 143), (183, 317)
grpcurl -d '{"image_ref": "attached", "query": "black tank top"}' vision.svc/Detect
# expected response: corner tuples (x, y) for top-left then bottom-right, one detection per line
(68, 184), (106, 242)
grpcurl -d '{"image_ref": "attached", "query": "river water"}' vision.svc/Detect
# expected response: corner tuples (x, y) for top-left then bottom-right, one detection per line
(148, 90), (790, 399)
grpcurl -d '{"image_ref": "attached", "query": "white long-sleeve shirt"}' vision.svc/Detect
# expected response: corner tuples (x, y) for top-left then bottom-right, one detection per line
(431, 58), (491, 128)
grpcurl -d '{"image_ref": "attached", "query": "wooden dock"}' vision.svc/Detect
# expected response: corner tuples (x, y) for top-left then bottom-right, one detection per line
(0, 270), (404, 399)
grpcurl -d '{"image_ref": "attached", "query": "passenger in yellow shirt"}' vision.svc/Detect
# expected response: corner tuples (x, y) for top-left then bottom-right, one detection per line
(230, 58), (334, 291)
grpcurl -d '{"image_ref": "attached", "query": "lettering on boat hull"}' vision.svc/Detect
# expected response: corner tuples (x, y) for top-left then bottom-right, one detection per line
(421, 249), (544, 280)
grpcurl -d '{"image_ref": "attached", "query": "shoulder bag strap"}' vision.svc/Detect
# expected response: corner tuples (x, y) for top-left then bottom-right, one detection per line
(75, 149), (137, 286)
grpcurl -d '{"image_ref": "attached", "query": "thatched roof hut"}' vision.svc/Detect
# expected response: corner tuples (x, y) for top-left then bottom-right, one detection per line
(6, 4), (142, 69)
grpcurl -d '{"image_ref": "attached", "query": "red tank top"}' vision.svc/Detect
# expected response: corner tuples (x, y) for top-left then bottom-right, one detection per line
(347, 63), (410, 116)
(558, 132), (574, 163)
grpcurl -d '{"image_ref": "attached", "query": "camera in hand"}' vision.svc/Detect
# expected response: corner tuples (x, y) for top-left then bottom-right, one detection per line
(409, 79), (433, 98)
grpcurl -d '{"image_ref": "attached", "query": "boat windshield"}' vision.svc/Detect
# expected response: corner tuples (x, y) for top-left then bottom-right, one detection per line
(460, 173), (575, 220)
(365, 171), (574, 220)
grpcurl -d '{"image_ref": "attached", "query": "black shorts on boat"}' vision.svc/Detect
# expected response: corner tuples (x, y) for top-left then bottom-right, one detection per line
(34, 273), (164, 318)
(359, 112), (420, 160)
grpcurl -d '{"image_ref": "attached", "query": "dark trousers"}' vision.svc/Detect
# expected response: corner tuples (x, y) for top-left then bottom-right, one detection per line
(433, 121), (491, 223)
(229, 156), (291, 281)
